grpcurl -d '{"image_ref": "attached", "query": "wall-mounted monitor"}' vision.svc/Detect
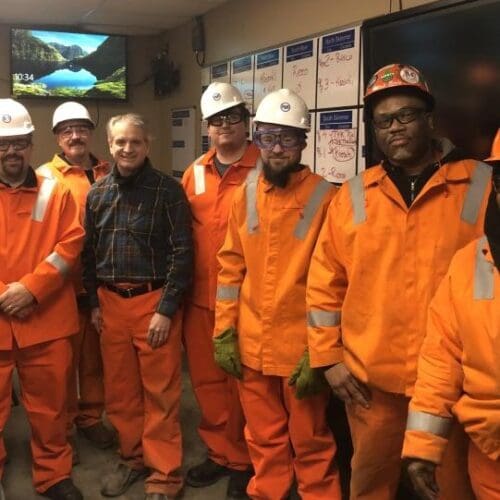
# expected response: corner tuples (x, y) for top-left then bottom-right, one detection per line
(11, 27), (128, 101)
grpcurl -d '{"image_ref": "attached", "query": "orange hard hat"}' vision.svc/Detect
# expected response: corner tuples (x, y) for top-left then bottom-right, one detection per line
(364, 63), (434, 111)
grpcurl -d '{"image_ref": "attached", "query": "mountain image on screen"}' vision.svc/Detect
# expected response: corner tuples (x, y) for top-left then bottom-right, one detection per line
(11, 29), (127, 100)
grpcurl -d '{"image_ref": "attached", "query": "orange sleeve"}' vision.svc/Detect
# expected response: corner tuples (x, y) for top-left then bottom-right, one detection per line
(20, 187), (85, 304)
(306, 191), (348, 368)
(402, 267), (464, 464)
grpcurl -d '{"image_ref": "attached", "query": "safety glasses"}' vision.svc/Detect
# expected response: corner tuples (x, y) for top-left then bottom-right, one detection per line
(0, 138), (32, 151)
(253, 129), (305, 150)
(57, 124), (92, 138)
(372, 107), (427, 130)
(207, 110), (244, 127)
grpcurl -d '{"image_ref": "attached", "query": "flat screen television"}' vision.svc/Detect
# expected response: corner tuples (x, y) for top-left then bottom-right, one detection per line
(10, 27), (128, 100)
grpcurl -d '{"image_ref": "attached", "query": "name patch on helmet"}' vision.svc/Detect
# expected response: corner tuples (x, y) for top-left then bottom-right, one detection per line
(212, 92), (221, 101)
(400, 66), (420, 84)
(280, 102), (291, 112)
(1, 114), (12, 124)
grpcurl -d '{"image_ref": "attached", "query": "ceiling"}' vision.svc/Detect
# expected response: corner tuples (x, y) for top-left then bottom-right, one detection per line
(0, 0), (229, 35)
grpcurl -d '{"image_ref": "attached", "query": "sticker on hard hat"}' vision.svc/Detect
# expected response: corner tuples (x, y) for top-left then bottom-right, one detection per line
(1, 114), (12, 124)
(280, 102), (291, 112)
(400, 66), (419, 84)
(381, 70), (394, 82)
(212, 92), (221, 101)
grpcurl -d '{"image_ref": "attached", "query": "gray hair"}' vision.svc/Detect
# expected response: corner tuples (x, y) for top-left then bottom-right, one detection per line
(106, 113), (152, 141)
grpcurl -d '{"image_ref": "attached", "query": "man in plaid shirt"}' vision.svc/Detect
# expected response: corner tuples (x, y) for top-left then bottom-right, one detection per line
(83, 113), (192, 500)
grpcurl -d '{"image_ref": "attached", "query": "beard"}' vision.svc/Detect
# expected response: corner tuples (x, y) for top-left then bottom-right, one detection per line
(262, 161), (303, 188)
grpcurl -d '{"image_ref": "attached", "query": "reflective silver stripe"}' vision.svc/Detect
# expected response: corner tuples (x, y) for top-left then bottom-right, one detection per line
(348, 174), (366, 224)
(216, 285), (240, 301)
(307, 310), (341, 328)
(406, 410), (452, 438)
(45, 252), (70, 277)
(245, 158), (263, 234)
(294, 179), (332, 239)
(32, 178), (57, 222)
(461, 161), (491, 224)
(474, 236), (494, 300)
(36, 164), (54, 178)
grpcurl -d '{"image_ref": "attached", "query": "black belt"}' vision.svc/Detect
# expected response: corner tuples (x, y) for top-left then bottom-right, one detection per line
(102, 281), (164, 299)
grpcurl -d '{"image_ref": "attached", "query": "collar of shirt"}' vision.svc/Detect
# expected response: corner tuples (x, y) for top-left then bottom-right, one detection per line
(112, 158), (151, 186)
(0, 166), (37, 189)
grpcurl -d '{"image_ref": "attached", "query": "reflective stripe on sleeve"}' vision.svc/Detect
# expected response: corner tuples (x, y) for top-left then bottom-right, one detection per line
(245, 159), (262, 234)
(348, 175), (366, 224)
(461, 162), (491, 224)
(45, 251), (70, 277)
(294, 179), (332, 239)
(406, 410), (452, 438)
(216, 285), (240, 301)
(474, 236), (494, 300)
(194, 163), (206, 195)
(307, 309), (341, 327)
(32, 178), (57, 222)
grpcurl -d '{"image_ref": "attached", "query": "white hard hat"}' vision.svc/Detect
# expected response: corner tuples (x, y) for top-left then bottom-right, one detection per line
(201, 82), (245, 120)
(254, 89), (310, 131)
(0, 99), (35, 137)
(52, 101), (94, 132)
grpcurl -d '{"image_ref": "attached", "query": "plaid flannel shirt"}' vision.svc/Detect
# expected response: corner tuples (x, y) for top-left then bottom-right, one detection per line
(82, 159), (193, 317)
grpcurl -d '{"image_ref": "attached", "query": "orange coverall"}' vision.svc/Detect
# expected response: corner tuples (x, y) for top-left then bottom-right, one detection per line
(0, 171), (83, 492)
(215, 167), (341, 499)
(38, 155), (110, 433)
(307, 152), (491, 499)
(403, 237), (500, 499)
(181, 143), (259, 470)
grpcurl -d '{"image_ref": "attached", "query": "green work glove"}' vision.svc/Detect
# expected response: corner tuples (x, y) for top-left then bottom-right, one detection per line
(288, 350), (328, 399)
(213, 327), (242, 379)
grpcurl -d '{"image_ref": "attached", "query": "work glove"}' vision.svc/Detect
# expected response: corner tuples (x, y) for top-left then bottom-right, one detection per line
(213, 327), (242, 379)
(406, 459), (439, 500)
(288, 350), (328, 399)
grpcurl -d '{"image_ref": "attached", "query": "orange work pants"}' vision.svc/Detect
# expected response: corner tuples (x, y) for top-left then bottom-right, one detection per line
(183, 302), (250, 470)
(468, 441), (500, 500)
(98, 287), (183, 497)
(346, 388), (474, 500)
(0, 338), (73, 493)
(67, 307), (105, 433)
(238, 365), (341, 500)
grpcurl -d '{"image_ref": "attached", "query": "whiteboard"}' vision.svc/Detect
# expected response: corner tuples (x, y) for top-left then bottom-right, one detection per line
(211, 62), (230, 83)
(231, 55), (255, 113)
(283, 39), (318, 110)
(302, 112), (315, 170)
(171, 108), (196, 178)
(317, 26), (361, 109)
(315, 109), (358, 183)
(254, 47), (283, 110)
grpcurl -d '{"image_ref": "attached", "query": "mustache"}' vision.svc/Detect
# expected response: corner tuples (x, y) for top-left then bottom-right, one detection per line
(68, 139), (86, 147)
(3, 154), (23, 162)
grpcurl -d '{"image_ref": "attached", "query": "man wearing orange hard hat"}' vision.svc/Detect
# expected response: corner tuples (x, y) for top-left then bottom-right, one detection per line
(306, 63), (492, 499)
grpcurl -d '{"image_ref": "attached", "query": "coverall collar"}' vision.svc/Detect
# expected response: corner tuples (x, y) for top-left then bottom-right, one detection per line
(204, 141), (258, 170)
(0, 166), (37, 190)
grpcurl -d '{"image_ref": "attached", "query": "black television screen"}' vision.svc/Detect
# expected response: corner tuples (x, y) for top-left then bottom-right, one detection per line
(11, 28), (127, 100)
(362, 0), (499, 164)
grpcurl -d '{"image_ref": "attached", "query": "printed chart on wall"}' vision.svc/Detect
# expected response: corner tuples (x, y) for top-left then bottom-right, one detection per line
(171, 108), (196, 178)
(231, 55), (254, 113)
(283, 39), (318, 110)
(254, 47), (283, 110)
(315, 109), (359, 183)
(211, 62), (230, 83)
(302, 112), (316, 170)
(317, 26), (360, 109)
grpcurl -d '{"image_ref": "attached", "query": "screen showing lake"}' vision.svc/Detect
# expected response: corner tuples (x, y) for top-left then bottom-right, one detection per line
(11, 28), (127, 100)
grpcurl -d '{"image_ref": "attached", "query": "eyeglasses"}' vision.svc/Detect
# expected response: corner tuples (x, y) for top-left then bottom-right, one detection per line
(372, 107), (427, 130)
(0, 138), (32, 151)
(208, 110), (244, 127)
(253, 129), (305, 150)
(57, 125), (92, 138)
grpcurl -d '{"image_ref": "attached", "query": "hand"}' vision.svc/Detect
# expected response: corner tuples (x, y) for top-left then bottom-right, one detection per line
(0, 282), (35, 316)
(147, 313), (171, 349)
(91, 307), (103, 334)
(288, 350), (328, 399)
(406, 459), (439, 500)
(14, 303), (37, 320)
(324, 362), (371, 408)
(213, 327), (242, 379)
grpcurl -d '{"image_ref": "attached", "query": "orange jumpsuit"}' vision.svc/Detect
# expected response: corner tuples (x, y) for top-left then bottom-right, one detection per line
(38, 155), (110, 433)
(181, 144), (259, 470)
(215, 166), (341, 499)
(0, 170), (83, 492)
(403, 237), (500, 499)
(307, 152), (491, 499)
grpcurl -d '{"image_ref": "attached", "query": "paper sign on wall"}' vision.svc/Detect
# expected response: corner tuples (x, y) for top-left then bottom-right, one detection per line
(315, 109), (358, 183)
(171, 108), (196, 178)
(231, 55), (254, 113)
(283, 39), (318, 109)
(302, 112), (315, 170)
(254, 48), (283, 110)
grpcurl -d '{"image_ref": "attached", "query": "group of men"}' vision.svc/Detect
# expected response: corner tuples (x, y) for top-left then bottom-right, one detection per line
(0, 61), (497, 500)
